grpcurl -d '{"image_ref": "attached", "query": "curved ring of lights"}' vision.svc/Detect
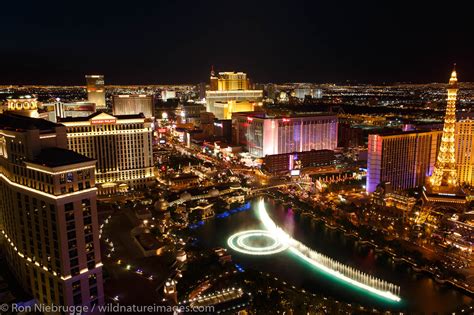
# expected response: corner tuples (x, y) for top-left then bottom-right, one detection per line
(225, 200), (401, 302)
(227, 229), (289, 255)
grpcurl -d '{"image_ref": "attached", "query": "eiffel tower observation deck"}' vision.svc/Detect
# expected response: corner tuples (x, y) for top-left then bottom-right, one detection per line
(423, 66), (466, 210)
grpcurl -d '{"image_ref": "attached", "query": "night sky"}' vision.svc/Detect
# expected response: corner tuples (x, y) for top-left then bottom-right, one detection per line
(1, 1), (473, 85)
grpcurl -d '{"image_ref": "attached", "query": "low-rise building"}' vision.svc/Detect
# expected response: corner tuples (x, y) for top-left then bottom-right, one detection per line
(263, 149), (336, 173)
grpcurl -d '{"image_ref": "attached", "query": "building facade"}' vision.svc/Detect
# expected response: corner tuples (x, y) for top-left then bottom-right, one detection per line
(456, 118), (474, 187)
(294, 88), (323, 100)
(112, 94), (154, 118)
(42, 101), (96, 122)
(60, 112), (154, 195)
(2, 94), (39, 118)
(263, 149), (336, 173)
(161, 90), (176, 101)
(210, 71), (249, 91)
(176, 102), (206, 125)
(85, 75), (106, 110)
(206, 71), (263, 119)
(233, 113), (338, 158)
(0, 113), (104, 309)
(366, 130), (442, 193)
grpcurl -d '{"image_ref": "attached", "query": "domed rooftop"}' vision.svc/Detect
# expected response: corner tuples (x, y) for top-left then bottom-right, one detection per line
(208, 188), (220, 197)
(180, 192), (192, 202)
(154, 198), (169, 211)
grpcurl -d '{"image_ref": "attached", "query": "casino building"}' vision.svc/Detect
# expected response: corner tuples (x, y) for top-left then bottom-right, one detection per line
(206, 71), (263, 119)
(112, 94), (154, 118)
(233, 112), (338, 158)
(0, 113), (104, 309)
(41, 101), (96, 123)
(2, 94), (40, 118)
(60, 112), (154, 194)
(366, 130), (442, 193)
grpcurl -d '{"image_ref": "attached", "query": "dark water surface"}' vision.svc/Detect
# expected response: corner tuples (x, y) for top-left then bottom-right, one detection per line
(192, 199), (472, 313)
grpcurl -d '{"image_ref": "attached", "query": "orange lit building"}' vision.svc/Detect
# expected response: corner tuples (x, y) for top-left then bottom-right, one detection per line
(206, 70), (262, 119)
(2, 94), (39, 118)
(85, 75), (106, 110)
(456, 118), (474, 187)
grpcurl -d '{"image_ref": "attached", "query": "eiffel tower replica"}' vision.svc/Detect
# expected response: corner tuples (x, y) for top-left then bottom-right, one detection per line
(422, 66), (467, 212)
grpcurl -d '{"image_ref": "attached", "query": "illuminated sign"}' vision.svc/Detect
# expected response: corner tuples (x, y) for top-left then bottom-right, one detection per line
(290, 169), (300, 176)
(66, 105), (95, 111)
(91, 119), (116, 125)
(158, 128), (167, 133)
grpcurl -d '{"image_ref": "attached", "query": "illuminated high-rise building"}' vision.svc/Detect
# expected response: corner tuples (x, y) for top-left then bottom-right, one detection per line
(0, 113), (104, 309)
(210, 71), (250, 91)
(161, 90), (176, 101)
(456, 118), (474, 186)
(61, 112), (154, 195)
(233, 112), (337, 158)
(366, 130), (442, 193)
(206, 70), (263, 119)
(85, 75), (106, 110)
(112, 94), (154, 118)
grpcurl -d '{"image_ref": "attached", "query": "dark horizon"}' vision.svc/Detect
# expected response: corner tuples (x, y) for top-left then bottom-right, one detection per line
(1, 1), (473, 85)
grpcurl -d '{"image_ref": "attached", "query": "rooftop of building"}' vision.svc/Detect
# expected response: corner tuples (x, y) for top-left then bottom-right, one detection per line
(113, 94), (152, 98)
(370, 129), (442, 137)
(32, 147), (95, 167)
(264, 149), (336, 158)
(85, 74), (104, 78)
(168, 173), (200, 181)
(0, 113), (60, 131)
(217, 71), (247, 76)
(136, 233), (164, 251)
(2, 94), (37, 100)
(233, 111), (337, 119)
(59, 111), (145, 122)
(457, 111), (474, 120)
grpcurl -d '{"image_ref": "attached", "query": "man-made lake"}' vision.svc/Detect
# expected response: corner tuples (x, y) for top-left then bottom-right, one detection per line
(192, 198), (472, 313)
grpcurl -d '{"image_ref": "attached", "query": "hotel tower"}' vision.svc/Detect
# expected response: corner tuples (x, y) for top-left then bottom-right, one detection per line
(206, 69), (263, 119)
(60, 112), (154, 195)
(0, 113), (104, 309)
(85, 75), (106, 110)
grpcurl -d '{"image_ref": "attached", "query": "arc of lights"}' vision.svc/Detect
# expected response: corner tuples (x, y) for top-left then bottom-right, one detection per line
(227, 199), (401, 302)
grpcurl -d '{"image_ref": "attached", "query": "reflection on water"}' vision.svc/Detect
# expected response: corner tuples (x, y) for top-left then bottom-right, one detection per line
(192, 198), (472, 312)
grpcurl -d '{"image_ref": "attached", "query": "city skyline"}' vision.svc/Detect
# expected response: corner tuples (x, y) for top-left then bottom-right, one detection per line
(1, 2), (474, 313)
(0, 1), (473, 85)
